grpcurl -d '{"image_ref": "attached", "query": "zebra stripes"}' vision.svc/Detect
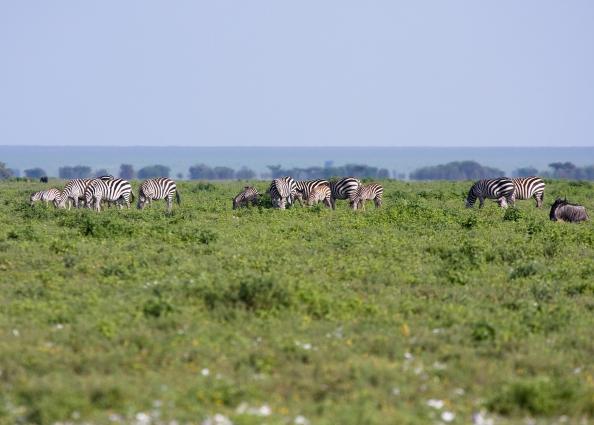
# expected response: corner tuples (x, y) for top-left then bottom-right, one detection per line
(305, 184), (332, 207)
(330, 177), (361, 209)
(349, 183), (383, 210)
(56, 178), (94, 209)
(138, 178), (180, 212)
(294, 179), (330, 205)
(511, 177), (545, 208)
(84, 178), (133, 212)
(268, 176), (297, 209)
(466, 177), (515, 208)
(30, 188), (61, 206)
(233, 186), (260, 209)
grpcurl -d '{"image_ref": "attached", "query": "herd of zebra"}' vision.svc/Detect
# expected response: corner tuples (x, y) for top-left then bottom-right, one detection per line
(29, 174), (589, 221)
(233, 176), (383, 210)
(30, 176), (180, 212)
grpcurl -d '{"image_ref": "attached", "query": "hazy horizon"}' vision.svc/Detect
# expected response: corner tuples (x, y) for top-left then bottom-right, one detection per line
(1, 1), (593, 147)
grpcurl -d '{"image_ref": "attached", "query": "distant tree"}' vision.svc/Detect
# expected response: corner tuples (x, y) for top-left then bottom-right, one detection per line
(410, 161), (504, 180)
(377, 168), (390, 179)
(59, 165), (92, 179)
(513, 167), (539, 177)
(213, 166), (235, 180)
(94, 169), (110, 178)
(267, 165), (283, 179)
(24, 168), (46, 179)
(119, 164), (135, 180)
(176, 172), (184, 180)
(189, 164), (214, 180)
(236, 167), (256, 180)
(137, 164), (170, 179)
(0, 162), (13, 179)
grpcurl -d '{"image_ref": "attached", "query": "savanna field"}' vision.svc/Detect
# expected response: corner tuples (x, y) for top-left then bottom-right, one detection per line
(0, 179), (593, 425)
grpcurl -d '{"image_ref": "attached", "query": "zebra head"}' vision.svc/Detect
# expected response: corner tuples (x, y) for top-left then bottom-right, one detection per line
(54, 192), (67, 209)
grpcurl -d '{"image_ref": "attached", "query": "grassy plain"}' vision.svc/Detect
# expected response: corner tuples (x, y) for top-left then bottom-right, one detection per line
(0, 179), (593, 425)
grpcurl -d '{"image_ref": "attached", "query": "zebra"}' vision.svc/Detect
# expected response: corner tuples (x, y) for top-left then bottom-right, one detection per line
(30, 188), (61, 206)
(138, 178), (180, 212)
(550, 198), (589, 223)
(294, 179), (330, 205)
(305, 184), (332, 207)
(233, 186), (260, 209)
(510, 177), (545, 208)
(329, 177), (361, 210)
(84, 178), (133, 212)
(55, 178), (94, 209)
(268, 176), (297, 209)
(349, 183), (383, 210)
(465, 178), (515, 209)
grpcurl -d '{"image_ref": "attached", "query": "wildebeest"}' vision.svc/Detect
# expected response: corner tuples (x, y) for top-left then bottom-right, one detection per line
(549, 198), (589, 223)
(233, 186), (260, 209)
(39, 176), (48, 183)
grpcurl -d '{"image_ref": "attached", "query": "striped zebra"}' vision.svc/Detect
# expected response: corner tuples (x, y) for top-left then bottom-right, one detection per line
(349, 183), (383, 210)
(30, 188), (61, 206)
(294, 179), (330, 205)
(84, 178), (133, 212)
(138, 178), (180, 212)
(233, 186), (260, 209)
(56, 175), (115, 209)
(510, 177), (545, 208)
(330, 177), (361, 210)
(305, 184), (332, 207)
(465, 177), (515, 208)
(56, 178), (94, 209)
(268, 176), (297, 209)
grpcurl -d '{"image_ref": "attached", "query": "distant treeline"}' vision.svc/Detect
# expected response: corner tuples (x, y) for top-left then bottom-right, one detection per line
(2, 160), (594, 181)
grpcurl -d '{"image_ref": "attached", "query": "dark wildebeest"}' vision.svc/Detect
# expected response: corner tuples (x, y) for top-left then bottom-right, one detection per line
(549, 198), (589, 223)
(40, 176), (48, 183)
(233, 186), (260, 209)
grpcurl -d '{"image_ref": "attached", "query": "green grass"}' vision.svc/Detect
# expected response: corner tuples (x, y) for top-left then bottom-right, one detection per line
(0, 179), (593, 425)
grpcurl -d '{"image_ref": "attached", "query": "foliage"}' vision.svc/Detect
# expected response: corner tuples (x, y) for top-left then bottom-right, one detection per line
(0, 179), (592, 424)
(410, 160), (505, 180)
(24, 168), (47, 179)
(58, 165), (92, 179)
(137, 164), (171, 179)
(267, 163), (390, 180)
(0, 161), (13, 179)
(119, 164), (135, 180)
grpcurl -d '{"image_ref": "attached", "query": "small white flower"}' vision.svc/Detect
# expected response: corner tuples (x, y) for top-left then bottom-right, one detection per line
(55, 324), (64, 330)
(472, 411), (494, 425)
(134, 412), (151, 425)
(108, 413), (123, 422)
(427, 399), (444, 409)
(433, 361), (447, 370)
(12, 329), (19, 337)
(453, 388), (465, 396)
(432, 328), (443, 334)
(201, 414), (233, 425)
(404, 352), (413, 360)
(294, 415), (310, 425)
(201, 368), (210, 376)
(256, 405), (271, 416)
(391, 387), (401, 396)
(441, 411), (455, 422)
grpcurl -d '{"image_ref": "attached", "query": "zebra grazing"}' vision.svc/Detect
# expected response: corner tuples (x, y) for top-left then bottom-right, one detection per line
(84, 178), (133, 212)
(465, 178), (515, 209)
(268, 176), (297, 209)
(294, 179), (330, 205)
(233, 186), (260, 209)
(550, 198), (589, 223)
(138, 178), (180, 212)
(56, 178), (94, 209)
(349, 183), (383, 210)
(305, 184), (332, 207)
(330, 177), (361, 210)
(510, 177), (545, 207)
(30, 188), (61, 206)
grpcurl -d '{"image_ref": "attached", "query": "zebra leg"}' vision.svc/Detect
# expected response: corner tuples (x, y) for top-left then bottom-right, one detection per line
(374, 197), (382, 208)
(331, 197), (336, 210)
(167, 196), (172, 212)
(478, 197), (484, 208)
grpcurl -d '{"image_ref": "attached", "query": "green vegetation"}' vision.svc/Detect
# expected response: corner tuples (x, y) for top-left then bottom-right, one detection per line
(0, 179), (593, 425)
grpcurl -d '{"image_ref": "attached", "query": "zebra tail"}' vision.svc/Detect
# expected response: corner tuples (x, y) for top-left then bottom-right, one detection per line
(176, 191), (181, 205)
(130, 192), (135, 202)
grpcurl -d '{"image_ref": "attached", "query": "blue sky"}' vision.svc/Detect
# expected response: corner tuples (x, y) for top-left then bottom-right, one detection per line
(1, 1), (593, 147)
